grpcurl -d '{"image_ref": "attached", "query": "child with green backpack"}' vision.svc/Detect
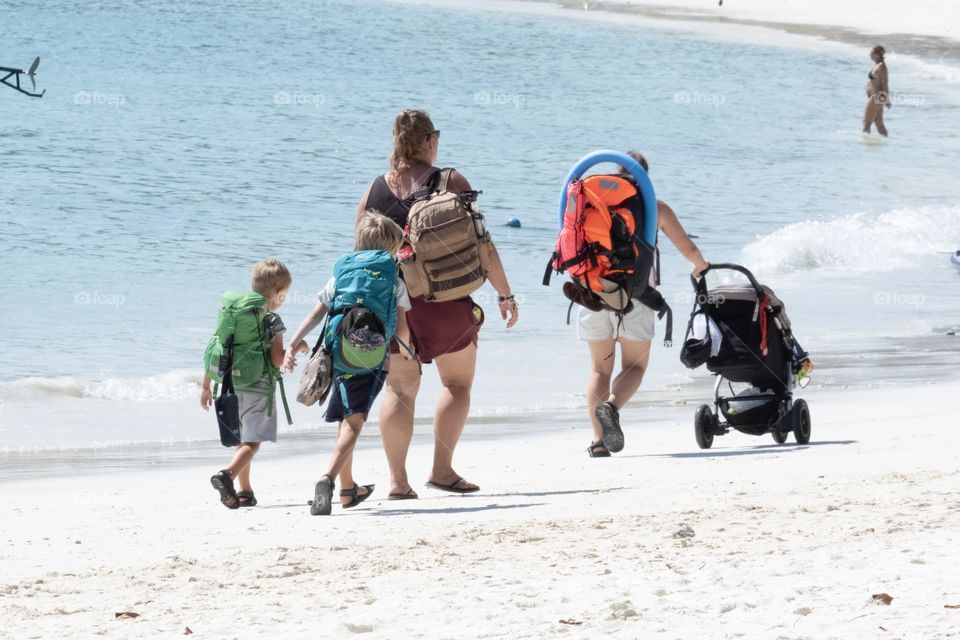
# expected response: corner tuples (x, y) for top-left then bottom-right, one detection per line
(202, 258), (292, 509)
(284, 212), (413, 515)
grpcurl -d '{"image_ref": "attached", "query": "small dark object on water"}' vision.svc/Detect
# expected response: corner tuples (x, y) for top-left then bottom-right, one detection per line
(506, 217), (521, 228)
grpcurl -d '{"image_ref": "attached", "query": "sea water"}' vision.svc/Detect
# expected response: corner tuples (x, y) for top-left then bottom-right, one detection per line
(2, 0), (959, 475)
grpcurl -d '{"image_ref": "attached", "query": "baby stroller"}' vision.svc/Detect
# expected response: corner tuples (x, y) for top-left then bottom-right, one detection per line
(679, 264), (812, 449)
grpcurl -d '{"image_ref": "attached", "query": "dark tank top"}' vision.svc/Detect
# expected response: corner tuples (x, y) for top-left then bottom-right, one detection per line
(365, 168), (441, 228)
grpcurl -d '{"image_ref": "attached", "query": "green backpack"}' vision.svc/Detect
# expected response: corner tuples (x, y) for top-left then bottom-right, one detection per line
(203, 291), (291, 423)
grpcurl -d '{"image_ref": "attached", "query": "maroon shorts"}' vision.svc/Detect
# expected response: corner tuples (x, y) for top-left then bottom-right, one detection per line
(391, 296), (483, 364)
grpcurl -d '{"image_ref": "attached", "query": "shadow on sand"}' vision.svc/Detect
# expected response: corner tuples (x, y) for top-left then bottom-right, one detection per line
(260, 488), (626, 511)
(365, 502), (547, 516)
(481, 487), (627, 499)
(628, 439), (858, 460)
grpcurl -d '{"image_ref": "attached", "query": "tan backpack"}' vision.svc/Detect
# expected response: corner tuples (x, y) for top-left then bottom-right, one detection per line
(401, 168), (491, 302)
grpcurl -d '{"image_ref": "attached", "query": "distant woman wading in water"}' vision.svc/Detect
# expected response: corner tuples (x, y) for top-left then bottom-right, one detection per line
(863, 45), (891, 136)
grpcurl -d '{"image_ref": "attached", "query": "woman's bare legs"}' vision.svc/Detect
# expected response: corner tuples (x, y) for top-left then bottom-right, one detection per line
(429, 343), (478, 489)
(586, 338), (651, 449)
(587, 339), (617, 445)
(608, 338), (652, 409)
(863, 97), (888, 136)
(875, 105), (888, 136)
(378, 354), (422, 496)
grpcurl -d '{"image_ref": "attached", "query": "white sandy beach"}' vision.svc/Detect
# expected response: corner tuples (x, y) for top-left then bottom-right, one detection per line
(3, 382), (958, 639)
(408, 0), (960, 42)
(403, 0), (960, 73)
(612, 0), (958, 40)
(4, 0), (959, 638)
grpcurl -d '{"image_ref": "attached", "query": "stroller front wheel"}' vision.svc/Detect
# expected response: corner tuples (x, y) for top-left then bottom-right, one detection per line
(792, 399), (812, 444)
(694, 404), (716, 449)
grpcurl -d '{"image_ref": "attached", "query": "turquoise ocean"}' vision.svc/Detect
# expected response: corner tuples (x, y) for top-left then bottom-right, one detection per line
(2, 0), (959, 478)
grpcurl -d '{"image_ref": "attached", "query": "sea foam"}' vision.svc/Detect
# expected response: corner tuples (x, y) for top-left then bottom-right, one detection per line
(0, 371), (201, 403)
(741, 205), (960, 274)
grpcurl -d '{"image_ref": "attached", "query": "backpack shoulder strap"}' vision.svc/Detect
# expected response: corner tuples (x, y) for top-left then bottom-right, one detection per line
(435, 168), (455, 193)
(277, 376), (292, 425)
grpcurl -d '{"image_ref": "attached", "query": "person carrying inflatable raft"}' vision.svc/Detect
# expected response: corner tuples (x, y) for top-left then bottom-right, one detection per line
(544, 150), (709, 457)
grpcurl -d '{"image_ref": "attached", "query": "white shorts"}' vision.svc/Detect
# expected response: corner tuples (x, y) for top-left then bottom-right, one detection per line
(577, 303), (656, 342)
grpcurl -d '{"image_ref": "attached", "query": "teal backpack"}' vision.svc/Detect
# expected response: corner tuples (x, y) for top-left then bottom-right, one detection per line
(203, 291), (291, 423)
(323, 250), (400, 377)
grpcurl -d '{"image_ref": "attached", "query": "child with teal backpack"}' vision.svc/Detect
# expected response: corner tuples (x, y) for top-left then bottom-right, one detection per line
(202, 258), (293, 509)
(285, 212), (413, 515)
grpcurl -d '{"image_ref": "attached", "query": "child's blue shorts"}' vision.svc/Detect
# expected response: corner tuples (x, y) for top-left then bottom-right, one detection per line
(323, 369), (387, 423)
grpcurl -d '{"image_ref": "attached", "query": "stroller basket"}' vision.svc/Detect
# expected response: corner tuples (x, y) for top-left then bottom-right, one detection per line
(718, 389), (780, 427)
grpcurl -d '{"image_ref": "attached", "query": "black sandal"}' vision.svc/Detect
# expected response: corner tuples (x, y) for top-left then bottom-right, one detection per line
(210, 470), (239, 509)
(309, 475), (334, 516)
(237, 490), (257, 507)
(595, 402), (624, 453)
(340, 483), (375, 509)
(587, 440), (611, 458)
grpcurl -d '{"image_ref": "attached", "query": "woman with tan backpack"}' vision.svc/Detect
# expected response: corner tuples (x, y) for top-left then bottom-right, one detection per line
(356, 109), (519, 498)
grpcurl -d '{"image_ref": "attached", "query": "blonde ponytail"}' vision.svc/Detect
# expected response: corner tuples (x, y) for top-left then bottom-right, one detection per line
(390, 109), (436, 175)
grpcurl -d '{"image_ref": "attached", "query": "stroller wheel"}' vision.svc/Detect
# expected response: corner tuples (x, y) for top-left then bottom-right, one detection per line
(694, 404), (715, 449)
(771, 429), (789, 444)
(792, 399), (812, 444)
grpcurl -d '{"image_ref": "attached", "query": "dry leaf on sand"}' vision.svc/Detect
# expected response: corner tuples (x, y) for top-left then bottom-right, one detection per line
(872, 593), (894, 606)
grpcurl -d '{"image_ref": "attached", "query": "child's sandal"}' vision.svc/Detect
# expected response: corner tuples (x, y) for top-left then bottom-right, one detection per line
(309, 475), (334, 516)
(210, 470), (239, 509)
(237, 490), (257, 507)
(587, 441), (611, 458)
(340, 484), (375, 509)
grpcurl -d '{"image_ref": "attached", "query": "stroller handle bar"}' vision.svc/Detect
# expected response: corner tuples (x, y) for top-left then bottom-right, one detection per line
(691, 263), (765, 298)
